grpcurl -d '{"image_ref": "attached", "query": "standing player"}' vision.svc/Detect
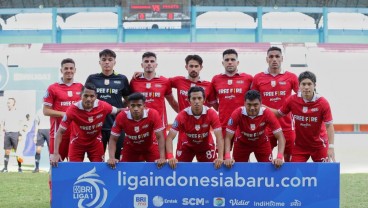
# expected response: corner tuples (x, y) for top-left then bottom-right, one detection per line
(251, 46), (299, 161)
(209, 49), (253, 139)
(44, 58), (83, 162)
(166, 86), (224, 169)
(223, 90), (285, 169)
(86, 49), (131, 160)
(130, 51), (178, 129)
(50, 83), (120, 166)
(272, 71), (335, 162)
(32, 107), (50, 173)
(106, 93), (166, 169)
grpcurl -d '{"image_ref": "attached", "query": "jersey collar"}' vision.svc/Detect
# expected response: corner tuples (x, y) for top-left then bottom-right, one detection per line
(184, 106), (208, 115)
(241, 106), (265, 118)
(264, 69), (285, 76)
(58, 78), (77, 86)
(297, 92), (321, 102)
(127, 109), (149, 120)
(75, 99), (99, 111)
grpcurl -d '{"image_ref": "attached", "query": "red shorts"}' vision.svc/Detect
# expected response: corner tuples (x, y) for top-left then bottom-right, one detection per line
(269, 130), (295, 161)
(68, 139), (104, 162)
(291, 144), (328, 162)
(49, 134), (70, 161)
(121, 144), (160, 162)
(176, 141), (217, 162)
(233, 139), (272, 162)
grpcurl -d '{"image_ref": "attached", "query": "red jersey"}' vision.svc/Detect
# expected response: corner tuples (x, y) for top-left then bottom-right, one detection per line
(278, 93), (333, 149)
(169, 76), (213, 111)
(43, 80), (83, 139)
(171, 106), (222, 148)
(59, 99), (115, 145)
(226, 107), (282, 145)
(209, 73), (253, 126)
(111, 108), (164, 151)
(130, 74), (172, 126)
(252, 70), (298, 132)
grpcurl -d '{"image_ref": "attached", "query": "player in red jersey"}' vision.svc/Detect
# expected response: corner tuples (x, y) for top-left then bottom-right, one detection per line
(130, 52), (178, 128)
(50, 83), (120, 166)
(44, 58), (83, 161)
(208, 49), (253, 138)
(223, 90), (285, 169)
(107, 92), (166, 169)
(251, 46), (299, 161)
(166, 86), (224, 169)
(274, 71), (335, 162)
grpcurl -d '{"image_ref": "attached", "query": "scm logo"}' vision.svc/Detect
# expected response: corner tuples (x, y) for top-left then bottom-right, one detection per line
(182, 198), (205, 206)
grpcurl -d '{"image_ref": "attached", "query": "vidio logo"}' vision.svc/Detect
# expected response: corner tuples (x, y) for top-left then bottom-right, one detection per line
(73, 167), (108, 208)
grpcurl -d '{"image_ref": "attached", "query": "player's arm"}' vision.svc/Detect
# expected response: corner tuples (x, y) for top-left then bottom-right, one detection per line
(155, 130), (166, 169)
(272, 130), (285, 169)
(165, 129), (178, 169)
(43, 105), (65, 117)
(213, 128), (224, 169)
(50, 127), (65, 167)
(165, 94), (179, 113)
(132, 71), (143, 79)
(107, 134), (119, 169)
(224, 131), (235, 168)
(326, 123), (335, 162)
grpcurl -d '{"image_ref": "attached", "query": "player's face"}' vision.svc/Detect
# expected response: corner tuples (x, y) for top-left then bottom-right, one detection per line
(6, 99), (15, 110)
(245, 99), (261, 117)
(189, 91), (204, 114)
(60, 63), (76, 81)
(266, 50), (283, 72)
(128, 100), (145, 120)
(141, 56), (157, 74)
(186, 60), (202, 79)
(299, 78), (315, 100)
(81, 89), (97, 110)
(222, 54), (239, 74)
(99, 55), (116, 75)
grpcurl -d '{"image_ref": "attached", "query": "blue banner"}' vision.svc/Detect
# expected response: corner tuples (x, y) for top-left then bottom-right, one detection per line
(52, 162), (339, 208)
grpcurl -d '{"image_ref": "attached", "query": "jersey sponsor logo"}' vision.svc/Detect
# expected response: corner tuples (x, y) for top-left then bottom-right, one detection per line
(302, 106), (308, 113)
(142, 124), (149, 129)
(250, 124), (256, 131)
(67, 91), (73, 97)
(227, 80), (233, 85)
(88, 117), (93, 123)
(236, 80), (244, 84)
(271, 80), (276, 87)
(146, 83), (151, 89)
(135, 126), (140, 133)
(96, 113), (103, 119)
(104, 79), (109, 85)
(72, 167), (108, 207)
(259, 122), (265, 127)
(195, 124), (200, 131)
(279, 81), (286, 85)
(155, 84), (162, 88)
(113, 80), (121, 84)
(311, 107), (319, 112)
(201, 124), (209, 128)
(134, 194), (148, 208)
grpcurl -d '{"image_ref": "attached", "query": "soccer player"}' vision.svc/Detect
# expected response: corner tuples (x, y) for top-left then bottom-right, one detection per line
(251, 46), (299, 161)
(273, 71), (335, 162)
(209, 49), (253, 138)
(106, 92), (166, 169)
(0, 98), (24, 172)
(32, 107), (50, 173)
(85, 49), (131, 161)
(130, 51), (178, 128)
(166, 86), (224, 169)
(224, 90), (285, 169)
(44, 58), (83, 161)
(50, 83), (120, 166)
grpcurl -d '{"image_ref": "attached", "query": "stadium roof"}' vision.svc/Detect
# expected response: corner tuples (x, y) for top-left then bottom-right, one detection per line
(0, 0), (368, 8)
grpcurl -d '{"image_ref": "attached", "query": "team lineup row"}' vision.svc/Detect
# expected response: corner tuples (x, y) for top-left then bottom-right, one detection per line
(41, 47), (335, 171)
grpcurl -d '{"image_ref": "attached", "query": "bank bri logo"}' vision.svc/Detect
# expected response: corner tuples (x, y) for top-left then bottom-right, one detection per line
(73, 167), (108, 208)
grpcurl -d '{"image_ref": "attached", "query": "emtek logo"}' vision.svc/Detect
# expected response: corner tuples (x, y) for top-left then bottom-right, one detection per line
(134, 194), (148, 208)
(213, 197), (225, 207)
(182, 198), (205, 206)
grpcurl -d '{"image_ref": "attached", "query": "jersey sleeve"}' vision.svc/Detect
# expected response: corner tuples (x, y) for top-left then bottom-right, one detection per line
(278, 96), (292, 116)
(321, 98), (333, 124)
(169, 76), (179, 89)
(121, 75), (131, 97)
(250, 74), (260, 91)
(164, 78), (173, 96)
(170, 113), (183, 133)
(291, 73), (299, 93)
(111, 112), (124, 136)
(85, 75), (92, 85)
(208, 109), (222, 131)
(43, 85), (55, 107)
(59, 107), (74, 130)
(150, 109), (165, 132)
(265, 109), (282, 134)
(207, 79), (217, 105)
(225, 108), (241, 134)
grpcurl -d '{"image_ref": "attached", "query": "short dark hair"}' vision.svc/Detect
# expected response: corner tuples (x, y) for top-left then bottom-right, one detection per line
(267, 46), (282, 54)
(185, 54), (203, 65)
(245, 90), (261, 102)
(128, 92), (146, 102)
(60, 58), (75, 67)
(223, 49), (238, 58)
(188, 86), (205, 100)
(142, 52), (157, 60)
(82, 82), (97, 93)
(298, 71), (316, 84)
(99, 49), (116, 58)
